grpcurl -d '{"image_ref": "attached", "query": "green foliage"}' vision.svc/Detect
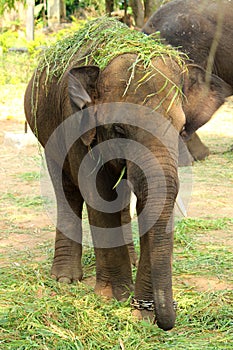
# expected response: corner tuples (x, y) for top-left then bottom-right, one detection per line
(0, 19), (85, 53)
(0, 19), (86, 85)
(50, 17), (86, 41)
(0, 52), (36, 84)
(16, 171), (40, 181)
(78, 0), (105, 11)
(1, 192), (44, 208)
(0, 0), (25, 15)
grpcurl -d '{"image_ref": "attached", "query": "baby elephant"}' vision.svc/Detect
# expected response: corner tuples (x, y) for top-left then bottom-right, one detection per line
(24, 18), (230, 330)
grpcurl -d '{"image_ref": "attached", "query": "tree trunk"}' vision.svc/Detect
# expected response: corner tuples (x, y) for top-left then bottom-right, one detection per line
(60, 0), (66, 21)
(105, 0), (114, 15)
(26, 0), (34, 41)
(129, 0), (145, 27)
(48, 0), (60, 26)
(144, 0), (158, 21)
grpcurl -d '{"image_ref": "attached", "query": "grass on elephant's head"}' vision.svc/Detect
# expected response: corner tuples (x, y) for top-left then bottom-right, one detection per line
(33, 16), (186, 113)
(37, 16), (186, 80)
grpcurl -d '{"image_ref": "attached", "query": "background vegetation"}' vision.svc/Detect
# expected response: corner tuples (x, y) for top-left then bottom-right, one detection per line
(0, 0), (169, 26)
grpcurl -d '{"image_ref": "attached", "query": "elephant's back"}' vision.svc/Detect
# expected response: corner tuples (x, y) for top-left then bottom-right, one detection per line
(142, 0), (233, 85)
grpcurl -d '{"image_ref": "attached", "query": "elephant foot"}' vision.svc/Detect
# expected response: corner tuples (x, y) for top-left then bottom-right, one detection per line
(186, 133), (210, 161)
(131, 299), (178, 324)
(51, 231), (83, 283)
(51, 259), (83, 283)
(94, 282), (114, 299)
(132, 309), (155, 323)
(95, 280), (134, 301)
(131, 298), (155, 323)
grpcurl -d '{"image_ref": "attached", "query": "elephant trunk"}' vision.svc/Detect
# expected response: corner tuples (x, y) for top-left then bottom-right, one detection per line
(147, 203), (176, 331)
(128, 143), (178, 331)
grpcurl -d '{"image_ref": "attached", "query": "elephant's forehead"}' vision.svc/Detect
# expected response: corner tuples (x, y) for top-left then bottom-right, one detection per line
(100, 54), (183, 92)
(150, 56), (183, 83)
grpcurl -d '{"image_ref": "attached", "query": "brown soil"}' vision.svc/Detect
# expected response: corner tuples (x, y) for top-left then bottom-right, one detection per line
(176, 275), (232, 292)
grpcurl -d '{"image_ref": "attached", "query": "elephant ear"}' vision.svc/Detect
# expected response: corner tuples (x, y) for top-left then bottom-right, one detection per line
(68, 66), (100, 146)
(181, 64), (232, 138)
(184, 64), (232, 97)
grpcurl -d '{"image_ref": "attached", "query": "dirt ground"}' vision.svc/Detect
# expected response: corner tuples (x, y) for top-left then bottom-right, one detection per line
(0, 86), (232, 292)
(0, 84), (53, 260)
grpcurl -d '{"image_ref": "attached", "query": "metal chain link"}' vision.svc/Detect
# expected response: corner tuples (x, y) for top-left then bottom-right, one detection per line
(131, 298), (178, 312)
(131, 298), (155, 311)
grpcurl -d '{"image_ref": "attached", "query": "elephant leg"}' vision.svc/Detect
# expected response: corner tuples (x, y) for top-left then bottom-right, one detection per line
(46, 157), (83, 283)
(186, 132), (210, 161)
(127, 241), (138, 267)
(121, 194), (138, 267)
(85, 169), (133, 300)
(87, 205), (134, 301)
(51, 228), (83, 283)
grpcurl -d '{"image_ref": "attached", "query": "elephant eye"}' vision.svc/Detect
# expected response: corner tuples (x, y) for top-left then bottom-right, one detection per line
(113, 123), (126, 137)
(180, 125), (185, 133)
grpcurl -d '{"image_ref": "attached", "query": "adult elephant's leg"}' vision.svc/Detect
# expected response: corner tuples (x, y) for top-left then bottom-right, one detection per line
(121, 193), (138, 267)
(46, 157), (84, 283)
(186, 132), (210, 161)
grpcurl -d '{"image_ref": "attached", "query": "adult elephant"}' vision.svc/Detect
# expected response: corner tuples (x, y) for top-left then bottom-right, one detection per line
(142, 0), (233, 160)
(24, 18), (230, 331)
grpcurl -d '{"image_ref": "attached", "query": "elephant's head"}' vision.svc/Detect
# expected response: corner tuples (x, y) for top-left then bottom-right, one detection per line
(68, 53), (186, 134)
(66, 54), (231, 330)
(181, 64), (233, 140)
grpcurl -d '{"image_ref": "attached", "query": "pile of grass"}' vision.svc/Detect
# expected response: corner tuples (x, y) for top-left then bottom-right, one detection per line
(1, 219), (233, 349)
(36, 16), (185, 84)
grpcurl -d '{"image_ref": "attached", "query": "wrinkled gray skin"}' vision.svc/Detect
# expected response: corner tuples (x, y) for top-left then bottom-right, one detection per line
(142, 0), (233, 159)
(25, 46), (229, 330)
